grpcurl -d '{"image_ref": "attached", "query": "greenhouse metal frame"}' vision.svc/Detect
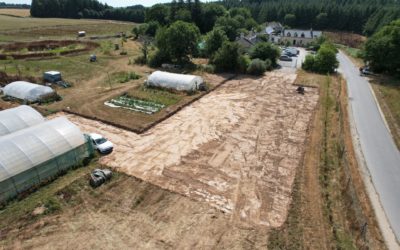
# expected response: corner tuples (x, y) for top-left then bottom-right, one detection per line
(0, 117), (94, 203)
(0, 105), (45, 137)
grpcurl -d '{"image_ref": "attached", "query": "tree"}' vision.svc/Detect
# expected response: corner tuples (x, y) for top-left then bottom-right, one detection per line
(365, 19), (400, 74)
(145, 21), (160, 37)
(175, 8), (192, 22)
(315, 13), (328, 29)
(249, 42), (280, 66)
(215, 16), (240, 41)
(303, 42), (338, 73)
(200, 3), (227, 33)
(156, 21), (200, 63)
(145, 4), (169, 25)
(191, 0), (202, 28)
(211, 41), (240, 72)
(284, 14), (296, 27)
(204, 28), (228, 57)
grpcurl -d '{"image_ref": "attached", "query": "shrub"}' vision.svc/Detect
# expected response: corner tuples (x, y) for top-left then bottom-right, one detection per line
(249, 42), (280, 66)
(247, 59), (267, 75)
(264, 59), (272, 71)
(204, 28), (228, 58)
(302, 42), (338, 74)
(237, 55), (251, 74)
(197, 64), (215, 73)
(302, 55), (315, 71)
(211, 41), (240, 72)
(148, 49), (170, 68)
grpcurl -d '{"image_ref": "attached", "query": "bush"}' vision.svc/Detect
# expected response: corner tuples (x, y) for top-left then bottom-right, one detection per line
(197, 64), (215, 73)
(148, 49), (170, 68)
(264, 59), (272, 71)
(211, 41), (240, 72)
(302, 55), (315, 71)
(204, 28), (228, 58)
(302, 42), (338, 74)
(249, 42), (280, 66)
(247, 59), (267, 75)
(237, 55), (251, 74)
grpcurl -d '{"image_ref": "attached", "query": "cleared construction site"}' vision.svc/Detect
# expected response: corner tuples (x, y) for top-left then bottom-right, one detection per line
(56, 70), (318, 228)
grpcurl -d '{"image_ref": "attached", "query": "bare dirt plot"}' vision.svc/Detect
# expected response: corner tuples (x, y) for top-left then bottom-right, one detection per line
(59, 71), (319, 228)
(0, 9), (30, 17)
(0, 173), (269, 249)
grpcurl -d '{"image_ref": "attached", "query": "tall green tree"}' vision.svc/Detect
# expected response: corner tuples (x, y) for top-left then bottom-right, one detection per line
(156, 21), (201, 63)
(204, 28), (228, 57)
(365, 19), (400, 74)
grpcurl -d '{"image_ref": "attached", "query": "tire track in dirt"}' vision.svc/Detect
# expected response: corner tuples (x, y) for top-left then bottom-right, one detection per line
(58, 71), (319, 229)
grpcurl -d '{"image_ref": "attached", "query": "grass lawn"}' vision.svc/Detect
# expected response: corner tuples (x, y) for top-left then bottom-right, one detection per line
(127, 85), (184, 107)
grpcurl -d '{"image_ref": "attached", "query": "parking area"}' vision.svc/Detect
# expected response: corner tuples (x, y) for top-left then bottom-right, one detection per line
(56, 70), (319, 228)
(278, 47), (308, 69)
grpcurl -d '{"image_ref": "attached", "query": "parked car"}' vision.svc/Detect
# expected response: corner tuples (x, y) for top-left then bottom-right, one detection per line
(279, 55), (293, 61)
(90, 133), (113, 154)
(360, 66), (373, 76)
(283, 49), (298, 57)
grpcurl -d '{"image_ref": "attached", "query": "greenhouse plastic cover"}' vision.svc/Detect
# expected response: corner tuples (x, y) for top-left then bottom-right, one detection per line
(0, 105), (45, 137)
(147, 71), (204, 91)
(3, 81), (54, 102)
(0, 117), (85, 182)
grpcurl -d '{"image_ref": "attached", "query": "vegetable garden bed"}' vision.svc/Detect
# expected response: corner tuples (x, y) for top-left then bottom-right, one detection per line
(105, 95), (165, 115)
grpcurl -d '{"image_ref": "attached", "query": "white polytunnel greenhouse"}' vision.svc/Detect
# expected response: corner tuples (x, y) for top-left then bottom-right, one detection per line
(0, 117), (94, 203)
(3, 81), (55, 102)
(146, 71), (205, 92)
(0, 105), (45, 137)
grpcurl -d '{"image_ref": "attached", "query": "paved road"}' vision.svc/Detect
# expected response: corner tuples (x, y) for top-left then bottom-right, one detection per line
(338, 52), (400, 243)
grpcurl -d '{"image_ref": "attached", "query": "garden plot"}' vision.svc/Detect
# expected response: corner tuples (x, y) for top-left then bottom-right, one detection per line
(105, 95), (165, 114)
(60, 71), (319, 228)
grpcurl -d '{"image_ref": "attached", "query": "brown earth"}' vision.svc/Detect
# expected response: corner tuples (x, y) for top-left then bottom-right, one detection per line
(0, 173), (270, 249)
(324, 31), (367, 48)
(54, 70), (319, 228)
(0, 40), (98, 60)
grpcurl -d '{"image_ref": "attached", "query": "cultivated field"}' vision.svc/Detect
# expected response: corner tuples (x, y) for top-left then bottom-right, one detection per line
(0, 15), (133, 42)
(0, 8), (30, 17)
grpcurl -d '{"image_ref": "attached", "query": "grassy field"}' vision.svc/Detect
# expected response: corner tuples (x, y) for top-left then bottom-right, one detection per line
(0, 15), (134, 42)
(370, 75), (400, 149)
(268, 71), (385, 249)
(0, 8), (30, 17)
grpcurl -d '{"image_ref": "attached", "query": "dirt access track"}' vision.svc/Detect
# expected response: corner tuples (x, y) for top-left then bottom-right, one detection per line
(60, 70), (319, 228)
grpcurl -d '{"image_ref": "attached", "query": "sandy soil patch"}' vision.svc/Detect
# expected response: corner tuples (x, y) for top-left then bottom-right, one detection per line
(58, 71), (318, 228)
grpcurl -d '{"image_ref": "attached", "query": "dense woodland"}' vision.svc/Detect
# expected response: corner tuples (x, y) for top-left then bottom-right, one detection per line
(221, 0), (400, 35)
(30, 0), (145, 23)
(0, 2), (30, 8)
(30, 0), (400, 36)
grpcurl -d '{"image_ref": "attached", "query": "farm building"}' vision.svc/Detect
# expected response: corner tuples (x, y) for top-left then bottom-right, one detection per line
(0, 117), (94, 203)
(43, 71), (62, 83)
(3, 81), (55, 102)
(147, 71), (205, 92)
(0, 105), (44, 136)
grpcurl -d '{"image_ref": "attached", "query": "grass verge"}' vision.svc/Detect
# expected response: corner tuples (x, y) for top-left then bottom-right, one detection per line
(370, 75), (400, 149)
(268, 72), (386, 249)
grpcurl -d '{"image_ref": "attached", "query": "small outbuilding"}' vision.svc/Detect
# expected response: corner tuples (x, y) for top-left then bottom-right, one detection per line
(0, 105), (45, 137)
(3, 81), (55, 102)
(147, 71), (205, 92)
(43, 71), (62, 83)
